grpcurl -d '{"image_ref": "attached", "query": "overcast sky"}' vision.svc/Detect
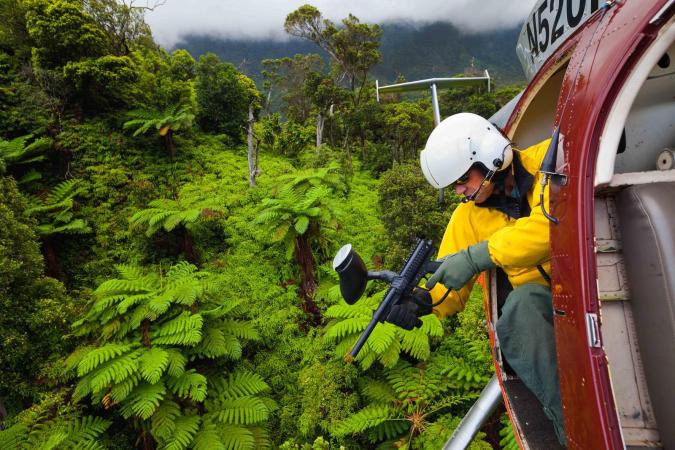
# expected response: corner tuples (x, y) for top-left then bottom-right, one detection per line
(145, 0), (534, 48)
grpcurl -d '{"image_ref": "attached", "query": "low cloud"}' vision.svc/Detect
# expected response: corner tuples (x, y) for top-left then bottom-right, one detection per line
(145, 0), (533, 48)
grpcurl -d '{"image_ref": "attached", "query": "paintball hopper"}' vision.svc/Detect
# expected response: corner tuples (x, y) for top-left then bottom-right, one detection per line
(333, 244), (368, 304)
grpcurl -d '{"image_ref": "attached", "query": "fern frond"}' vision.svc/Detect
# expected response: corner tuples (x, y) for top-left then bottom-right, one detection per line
(165, 348), (187, 378)
(151, 399), (181, 441)
(77, 343), (136, 376)
(222, 320), (259, 341)
(88, 348), (142, 393)
(163, 414), (202, 450)
(194, 327), (241, 359)
(211, 397), (270, 425)
(360, 379), (396, 403)
(333, 404), (397, 436)
(151, 312), (203, 346)
(60, 416), (112, 447)
(110, 374), (140, 403)
(218, 424), (255, 450)
(214, 371), (269, 399)
(325, 303), (372, 319)
(167, 369), (208, 401)
(324, 317), (369, 341)
(191, 421), (226, 450)
(139, 347), (170, 384)
(398, 328), (431, 360)
(367, 323), (396, 354)
(120, 381), (166, 419)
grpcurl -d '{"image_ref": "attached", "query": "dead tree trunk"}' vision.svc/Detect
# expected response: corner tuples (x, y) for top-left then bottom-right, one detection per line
(316, 111), (324, 151)
(247, 103), (257, 186)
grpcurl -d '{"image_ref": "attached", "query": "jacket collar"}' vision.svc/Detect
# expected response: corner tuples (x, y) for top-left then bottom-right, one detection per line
(475, 152), (534, 219)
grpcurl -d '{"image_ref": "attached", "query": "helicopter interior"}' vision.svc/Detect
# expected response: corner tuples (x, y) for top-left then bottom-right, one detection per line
(594, 23), (675, 450)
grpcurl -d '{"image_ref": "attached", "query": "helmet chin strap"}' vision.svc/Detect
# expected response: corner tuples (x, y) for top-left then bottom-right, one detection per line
(461, 169), (496, 203)
(461, 143), (512, 203)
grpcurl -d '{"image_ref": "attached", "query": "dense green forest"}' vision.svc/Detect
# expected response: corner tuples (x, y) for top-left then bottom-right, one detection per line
(0, 1), (523, 448)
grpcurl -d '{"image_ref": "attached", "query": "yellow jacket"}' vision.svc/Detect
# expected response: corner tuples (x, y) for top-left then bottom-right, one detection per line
(431, 139), (552, 318)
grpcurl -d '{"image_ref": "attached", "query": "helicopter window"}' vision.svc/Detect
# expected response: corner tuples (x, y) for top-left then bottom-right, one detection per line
(510, 64), (568, 149)
(595, 24), (675, 186)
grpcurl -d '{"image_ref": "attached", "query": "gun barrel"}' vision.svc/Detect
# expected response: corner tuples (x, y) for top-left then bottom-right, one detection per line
(349, 239), (436, 359)
(349, 288), (399, 357)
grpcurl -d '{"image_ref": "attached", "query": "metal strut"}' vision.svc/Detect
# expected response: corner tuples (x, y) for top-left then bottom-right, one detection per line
(442, 375), (503, 450)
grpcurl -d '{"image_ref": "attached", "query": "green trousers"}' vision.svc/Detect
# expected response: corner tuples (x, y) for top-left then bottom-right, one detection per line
(495, 283), (566, 446)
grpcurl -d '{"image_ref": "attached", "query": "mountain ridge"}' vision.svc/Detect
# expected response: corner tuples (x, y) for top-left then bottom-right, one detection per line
(172, 21), (526, 87)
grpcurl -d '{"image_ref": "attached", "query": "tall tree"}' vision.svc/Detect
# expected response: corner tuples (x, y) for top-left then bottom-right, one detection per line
(261, 54), (324, 124)
(82, 0), (156, 56)
(284, 5), (381, 103)
(195, 53), (251, 141)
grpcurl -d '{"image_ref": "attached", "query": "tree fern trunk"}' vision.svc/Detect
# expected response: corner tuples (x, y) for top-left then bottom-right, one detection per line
(43, 237), (62, 280)
(180, 226), (200, 266)
(294, 234), (321, 324)
(164, 130), (176, 159)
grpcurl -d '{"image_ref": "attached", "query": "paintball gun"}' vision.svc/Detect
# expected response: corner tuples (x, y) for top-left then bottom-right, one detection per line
(332, 238), (445, 360)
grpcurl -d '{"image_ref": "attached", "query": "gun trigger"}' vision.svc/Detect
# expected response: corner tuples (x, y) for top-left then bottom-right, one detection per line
(390, 276), (406, 291)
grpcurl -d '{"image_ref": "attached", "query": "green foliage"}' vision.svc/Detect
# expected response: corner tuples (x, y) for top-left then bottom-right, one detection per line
(25, 178), (91, 236)
(63, 54), (138, 111)
(499, 414), (519, 450)
(440, 85), (524, 119)
(130, 186), (226, 238)
(68, 262), (272, 449)
(257, 173), (338, 261)
(25, 0), (108, 70)
(284, 5), (382, 96)
(0, 134), (51, 182)
(0, 392), (111, 450)
(262, 54), (325, 123)
(378, 162), (458, 267)
(123, 102), (195, 157)
(0, 4), (509, 448)
(331, 355), (483, 447)
(0, 177), (76, 408)
(324, 287), (443, 369)
(196, 53), (257, 141)
(382, 101), (433, 163)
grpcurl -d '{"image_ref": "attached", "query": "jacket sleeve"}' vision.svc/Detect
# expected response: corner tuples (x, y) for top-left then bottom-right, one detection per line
(430, 203), (479, 318)
(487, 176), (551, 269)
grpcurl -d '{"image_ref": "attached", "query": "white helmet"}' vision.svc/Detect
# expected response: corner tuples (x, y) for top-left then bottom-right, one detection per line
(420, 113), (513, 189)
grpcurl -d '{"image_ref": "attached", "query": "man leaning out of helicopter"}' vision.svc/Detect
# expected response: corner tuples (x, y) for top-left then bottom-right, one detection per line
(384, 112), (566, 446)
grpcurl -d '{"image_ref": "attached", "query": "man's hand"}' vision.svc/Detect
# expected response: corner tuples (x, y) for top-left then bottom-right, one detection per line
(385, 287), (432, 330)
(425, 241), (496, 291)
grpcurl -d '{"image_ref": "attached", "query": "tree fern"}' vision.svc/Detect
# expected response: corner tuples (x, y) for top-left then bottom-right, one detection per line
(0, 134), (51, 179)
(324, 288), (443, 368)
(332, 404), (399, 437)
(332, 352), (487, 446)
(24, 179), (90, 237)
(123, 103), (195, 157)
(0, 393), (111, 450)
(66, 263), (270, 449)
(129, 192), (225, 238)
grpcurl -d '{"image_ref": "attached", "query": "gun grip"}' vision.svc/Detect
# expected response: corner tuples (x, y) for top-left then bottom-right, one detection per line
(425, 260), (442, 274)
